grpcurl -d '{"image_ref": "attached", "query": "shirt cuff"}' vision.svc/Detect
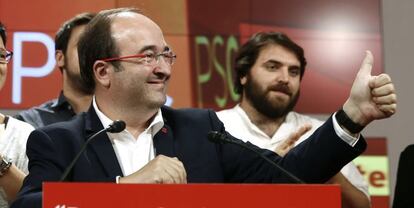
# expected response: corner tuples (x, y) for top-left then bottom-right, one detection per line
(332, 112), (360, 147)
(116, 176), (121, 184)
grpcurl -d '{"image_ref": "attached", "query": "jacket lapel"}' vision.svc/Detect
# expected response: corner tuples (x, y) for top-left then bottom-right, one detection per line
(84, 106), (124, 177)
(153, 115), (176, 157)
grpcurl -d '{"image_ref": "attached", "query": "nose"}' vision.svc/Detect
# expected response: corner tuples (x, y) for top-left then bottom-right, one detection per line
(278, 67), (289, 84)
(153, 59), (172, 78)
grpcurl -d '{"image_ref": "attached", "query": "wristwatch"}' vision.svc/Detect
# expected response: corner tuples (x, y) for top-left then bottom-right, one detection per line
(0, 155), (12, 176)
(335, 109), (365, 134)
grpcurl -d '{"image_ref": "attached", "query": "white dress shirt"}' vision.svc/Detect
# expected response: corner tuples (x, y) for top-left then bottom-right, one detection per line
(93, 98), (163, 176)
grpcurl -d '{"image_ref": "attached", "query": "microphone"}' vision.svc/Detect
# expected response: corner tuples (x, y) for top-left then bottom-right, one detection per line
(208, 131), (305, 184)
(107, 120), (126, 133)
(59, 120), (126, 182)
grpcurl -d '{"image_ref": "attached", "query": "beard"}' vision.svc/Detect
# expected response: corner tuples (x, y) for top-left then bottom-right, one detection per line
(244, 77), (300, 119)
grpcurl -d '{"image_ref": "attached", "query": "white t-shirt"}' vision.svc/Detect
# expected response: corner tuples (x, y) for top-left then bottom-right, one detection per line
(0, 116), (34, 208)
(217, 105), (370, 198)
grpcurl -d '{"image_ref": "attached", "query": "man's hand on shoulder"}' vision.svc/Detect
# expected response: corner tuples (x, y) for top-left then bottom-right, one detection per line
(274, 124), (312, 156)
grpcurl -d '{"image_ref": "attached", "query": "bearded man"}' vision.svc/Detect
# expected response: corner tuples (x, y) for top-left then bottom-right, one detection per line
(218, 32), (371, 208)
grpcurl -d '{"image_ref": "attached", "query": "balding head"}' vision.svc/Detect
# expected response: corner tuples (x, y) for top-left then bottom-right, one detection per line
(78, 8), (147, 91)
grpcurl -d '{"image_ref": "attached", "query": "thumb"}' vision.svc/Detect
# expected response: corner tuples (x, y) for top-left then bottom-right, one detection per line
(357, 50), (373, 77)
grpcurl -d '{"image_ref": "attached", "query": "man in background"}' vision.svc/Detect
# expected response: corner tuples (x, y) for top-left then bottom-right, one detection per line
(16, 13), (95, 128)
(218, 32), (371, 208)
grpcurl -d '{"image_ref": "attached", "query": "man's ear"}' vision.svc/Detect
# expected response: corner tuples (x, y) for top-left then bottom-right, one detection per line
(93, 60), (111, 88)
(55, 50), (65, 69)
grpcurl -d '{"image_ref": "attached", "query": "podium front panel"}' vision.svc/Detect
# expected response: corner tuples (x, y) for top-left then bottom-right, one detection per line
(44, 182), (341, 208)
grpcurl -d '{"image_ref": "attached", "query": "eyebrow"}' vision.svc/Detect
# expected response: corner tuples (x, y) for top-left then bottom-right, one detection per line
(265, 59), (282, 65)
(265, 59), (300, 68)
(138, 45), (171, 53)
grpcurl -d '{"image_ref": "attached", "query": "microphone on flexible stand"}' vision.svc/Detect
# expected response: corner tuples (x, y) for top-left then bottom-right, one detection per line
(59, 120), (126, 182)
(208, 131), (305, 184)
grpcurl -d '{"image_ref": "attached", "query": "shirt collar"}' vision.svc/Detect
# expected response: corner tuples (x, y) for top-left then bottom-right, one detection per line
(233, 104), (270, 138)
(233, 104), (294, 139)
(92, 96), (164, 138)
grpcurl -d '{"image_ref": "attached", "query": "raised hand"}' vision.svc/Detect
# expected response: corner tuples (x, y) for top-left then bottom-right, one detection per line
(274, 124), (312, 156)
(343, 51), (397, 126)
(119, 155), (187, 184)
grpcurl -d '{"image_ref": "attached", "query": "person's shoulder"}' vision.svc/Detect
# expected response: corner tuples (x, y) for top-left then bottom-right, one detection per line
(36, 112), (85, 134)
(216, 106), (237, 118)
(3, 117), (34, 143)
(402, 144), (414, 154)
(161, 106), (217, 122)
(7, 116), (35, 131)
(24, 113), (87, 153)
(20, 99), (57, 114)
(161, 106), (223, 131)
(15, 99), (58, 122)
(162, 106), (212, 116)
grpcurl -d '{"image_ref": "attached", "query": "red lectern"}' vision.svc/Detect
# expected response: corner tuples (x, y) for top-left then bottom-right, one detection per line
(43, 182), (341, 208)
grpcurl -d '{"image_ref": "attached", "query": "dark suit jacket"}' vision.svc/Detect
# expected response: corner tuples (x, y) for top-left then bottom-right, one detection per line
(12, 106), (366, 207)
(393, 144), (414, 208)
